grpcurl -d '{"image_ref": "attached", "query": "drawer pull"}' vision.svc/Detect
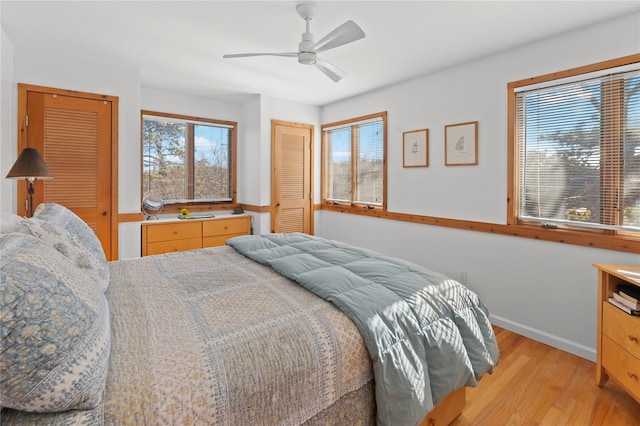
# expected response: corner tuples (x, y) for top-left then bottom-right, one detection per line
(628, 371), (637, 379)
(629, 335), (638, 342)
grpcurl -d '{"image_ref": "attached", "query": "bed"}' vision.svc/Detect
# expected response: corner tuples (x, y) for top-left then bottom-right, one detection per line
(0, 203), (499, 425)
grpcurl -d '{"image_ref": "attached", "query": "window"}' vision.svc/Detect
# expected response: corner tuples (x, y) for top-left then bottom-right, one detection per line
(509, 57), (640, 235)
(142, 111), (237, 206)
(322, 112), (387, 209)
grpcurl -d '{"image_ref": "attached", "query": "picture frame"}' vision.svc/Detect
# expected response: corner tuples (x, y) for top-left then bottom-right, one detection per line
(402, 128), (429, 168)
(445, 121), (478, 166)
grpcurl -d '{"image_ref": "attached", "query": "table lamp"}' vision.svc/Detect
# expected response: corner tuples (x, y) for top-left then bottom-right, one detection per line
(6, 147), (53, 217)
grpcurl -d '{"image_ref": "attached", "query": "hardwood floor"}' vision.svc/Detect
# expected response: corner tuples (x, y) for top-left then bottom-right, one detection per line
(452, 326), (640, 425)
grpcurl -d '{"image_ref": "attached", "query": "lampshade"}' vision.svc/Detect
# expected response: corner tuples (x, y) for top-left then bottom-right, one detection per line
(6, 148), (53, 180)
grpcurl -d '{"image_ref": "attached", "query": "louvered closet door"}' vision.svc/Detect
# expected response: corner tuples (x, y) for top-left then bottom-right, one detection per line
(272, 122), (312, 234)
(26, 91), (112, 257)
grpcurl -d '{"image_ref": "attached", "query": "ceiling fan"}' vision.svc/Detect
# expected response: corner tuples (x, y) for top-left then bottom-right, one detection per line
(222, 3), (365, 82)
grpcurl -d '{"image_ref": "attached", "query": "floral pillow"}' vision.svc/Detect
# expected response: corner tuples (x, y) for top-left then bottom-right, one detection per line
(0, 232), (110, 413)
(33, 203), (109, 290)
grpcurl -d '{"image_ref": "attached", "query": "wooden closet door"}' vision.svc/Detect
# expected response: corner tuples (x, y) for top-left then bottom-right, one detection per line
(23, 90), (113, 258)
(271, 121), (313, 234)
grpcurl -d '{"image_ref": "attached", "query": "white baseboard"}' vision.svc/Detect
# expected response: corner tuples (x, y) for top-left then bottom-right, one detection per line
(489, 314), (596, 362)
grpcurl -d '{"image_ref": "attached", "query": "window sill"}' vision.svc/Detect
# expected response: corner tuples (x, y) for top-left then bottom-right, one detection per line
(321, 202), (384, 213)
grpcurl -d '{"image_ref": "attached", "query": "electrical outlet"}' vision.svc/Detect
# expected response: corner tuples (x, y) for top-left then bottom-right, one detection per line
(459, 271), (468, 285)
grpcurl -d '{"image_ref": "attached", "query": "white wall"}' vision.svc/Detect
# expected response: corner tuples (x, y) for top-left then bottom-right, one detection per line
(317, 13), (640, 360)
(239, 95), (262, 206)
(142, 87), (242, 122)
(1, 27), (14, 213)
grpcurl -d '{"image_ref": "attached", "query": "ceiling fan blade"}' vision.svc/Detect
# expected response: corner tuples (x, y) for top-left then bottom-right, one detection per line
(223, 52), (297, 59)
(315, 57), (346, 82)
(313, 20), (365, 53)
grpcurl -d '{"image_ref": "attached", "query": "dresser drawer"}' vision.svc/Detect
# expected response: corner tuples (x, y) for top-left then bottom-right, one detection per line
(146, 222), (202, 243)
(146, 237), (202, 255)
(602, 302), (640, 360)
(602, 335), (640, 401)
(203, 233), (245, 248)
(202, 217), (249, 237)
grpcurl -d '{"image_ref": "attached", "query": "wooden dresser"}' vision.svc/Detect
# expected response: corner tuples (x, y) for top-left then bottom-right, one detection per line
(594, 263), (640, 403)
(141, 215), (250, 256)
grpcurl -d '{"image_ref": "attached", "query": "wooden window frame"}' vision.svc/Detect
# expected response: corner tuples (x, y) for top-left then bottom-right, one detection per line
(507, 54), (640, 248)
(321, 111), (387, 212)
(141, 110), (238, 214)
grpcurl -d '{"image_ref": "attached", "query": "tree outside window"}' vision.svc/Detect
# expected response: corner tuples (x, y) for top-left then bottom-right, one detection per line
(322, 112), (387, 209)
(142, 112), (236, 205)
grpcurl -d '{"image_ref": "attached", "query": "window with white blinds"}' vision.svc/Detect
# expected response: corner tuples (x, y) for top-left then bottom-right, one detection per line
(322, 112), (386, 207)
(514, 67), (640, 233)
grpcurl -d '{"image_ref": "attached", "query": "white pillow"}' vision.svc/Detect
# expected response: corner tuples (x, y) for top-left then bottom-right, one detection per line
(0, 212), (26, 234)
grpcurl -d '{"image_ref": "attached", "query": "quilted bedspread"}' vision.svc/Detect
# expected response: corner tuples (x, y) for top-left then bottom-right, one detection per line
(2, 245), (375, 425)
(227, 233), (500, 426)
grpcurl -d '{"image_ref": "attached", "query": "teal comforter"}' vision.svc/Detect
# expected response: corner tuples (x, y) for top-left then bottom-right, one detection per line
(227, 233), (499, 426)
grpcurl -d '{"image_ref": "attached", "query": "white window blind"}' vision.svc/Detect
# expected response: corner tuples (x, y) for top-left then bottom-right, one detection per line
(324, 114), (385, 206)
(515, 68), (640, 232)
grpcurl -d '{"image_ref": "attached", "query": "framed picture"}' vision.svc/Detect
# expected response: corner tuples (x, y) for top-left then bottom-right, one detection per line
(445, 121), (478, 166)
(403, 128), (429, 168)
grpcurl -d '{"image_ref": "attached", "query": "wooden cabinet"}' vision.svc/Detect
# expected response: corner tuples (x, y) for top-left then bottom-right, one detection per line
(141, 215), (250, 256)
(202, 218), (249, 247)
(594, 263), (640, 403)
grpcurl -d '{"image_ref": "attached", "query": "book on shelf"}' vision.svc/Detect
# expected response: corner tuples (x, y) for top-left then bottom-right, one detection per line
(618, 284), (640, 305)
(612, 292), (640, 310)
(608, 297), (640, 316)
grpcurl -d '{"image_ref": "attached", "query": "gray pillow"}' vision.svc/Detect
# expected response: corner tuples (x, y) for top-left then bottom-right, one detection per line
(21, 218), (109, 292)
(0, 232), (111, 413)
(33, 203), (109, 289)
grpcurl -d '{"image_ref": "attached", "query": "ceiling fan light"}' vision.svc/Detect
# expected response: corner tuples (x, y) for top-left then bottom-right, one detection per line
(298, 52), (316, 65)
(296, 3), (317, 20)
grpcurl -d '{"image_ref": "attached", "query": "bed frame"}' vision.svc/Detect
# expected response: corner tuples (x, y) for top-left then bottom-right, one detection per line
(420, 387), (466, 426)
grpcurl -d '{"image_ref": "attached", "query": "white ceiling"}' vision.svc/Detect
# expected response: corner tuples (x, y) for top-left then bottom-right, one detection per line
(2, 1), (638, 106)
